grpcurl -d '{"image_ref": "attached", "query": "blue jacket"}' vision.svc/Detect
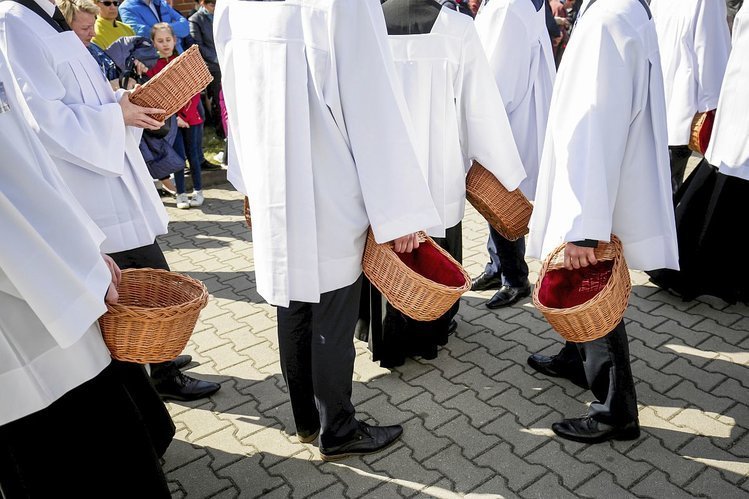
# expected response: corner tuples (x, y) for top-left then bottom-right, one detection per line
(119, 0), (190, 52)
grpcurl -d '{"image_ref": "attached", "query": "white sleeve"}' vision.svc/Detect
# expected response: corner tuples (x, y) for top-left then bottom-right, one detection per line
(457, 23), (526, 190)
(330, 0), (440, 243)
(0, 21), (126, 177)
(694, 0), (732, 111)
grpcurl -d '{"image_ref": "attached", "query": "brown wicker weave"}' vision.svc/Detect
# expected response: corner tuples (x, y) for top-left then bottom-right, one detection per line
(243, 196), (252, 230)
(532, 235), (631, 342)
(130, 45), (213, 122)
(688, 110), (715, 154)
(362, 229), (471, 321)
(466, 162), (532, 241)
(98, 268), (209, 363)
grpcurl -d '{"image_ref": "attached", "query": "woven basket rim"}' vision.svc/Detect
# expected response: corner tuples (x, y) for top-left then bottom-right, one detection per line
(371, 231), (472, 293)
(532, 236), (624, 314)
(104, 268), (209, 315)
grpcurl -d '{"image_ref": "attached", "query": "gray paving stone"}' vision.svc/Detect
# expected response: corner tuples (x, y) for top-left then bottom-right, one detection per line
(686, 467), (749, 499)
(574, 471), (638, 498)
(518, 472), (578, 499)
(433, 415), (500, 459)
(442, 389), (503, 429)
(487, 387), (555, 426)
(525, 440), (602, 489)
(576, 443), (652, 488)
(422, 444), (494, 492)
(400, 417), (453, 462)
(166, 454), (235, 498)
(678, 438), (749, 484)
(630, 470), (698, 498)
(464, 475), (514, 498)
(667, 380), (735, 415)
(367, 446), (442, 495)
(267, 453), (337, 498)
(480, 411), (560, 457)
(397, 392), (461, 430)
(408, 369), (466, 403)
(451, 366), (511, 402)
(457, 344), (515, 377)
(474, 441), (547, 491)
(626, 437), (704, 486)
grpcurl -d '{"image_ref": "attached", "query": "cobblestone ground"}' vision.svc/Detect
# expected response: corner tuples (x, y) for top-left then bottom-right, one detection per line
(159, 184), (748, 498)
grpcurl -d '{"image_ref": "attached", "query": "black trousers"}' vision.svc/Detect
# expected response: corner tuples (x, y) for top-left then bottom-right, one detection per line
(484, 225), (529, 287)
(107, 240), (176, 457)
(0, 364), (170, 498)
(556, 320), (638, 425)
(276, 276), (363, 448)
(669, 145), (692, 194)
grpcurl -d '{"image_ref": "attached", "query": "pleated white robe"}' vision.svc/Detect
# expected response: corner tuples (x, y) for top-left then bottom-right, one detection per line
(651, 0), (731, 146)
(474, 0), (556, 200)
(0, 0), (169, 254)
(0, 55), (111, 426)
(706, 3), (749, 180)
(215, 0), (440, 307)
(528, 0), (679, 272)
(387, 7), (526, 238)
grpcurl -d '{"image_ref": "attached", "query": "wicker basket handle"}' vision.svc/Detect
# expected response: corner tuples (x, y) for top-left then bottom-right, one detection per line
(546, 236), (621, 271)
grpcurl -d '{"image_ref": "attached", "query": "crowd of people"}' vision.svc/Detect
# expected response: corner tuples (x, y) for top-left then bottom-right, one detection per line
(0, 0), (746, 495)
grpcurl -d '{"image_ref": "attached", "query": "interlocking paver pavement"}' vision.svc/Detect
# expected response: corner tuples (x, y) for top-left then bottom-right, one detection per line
(159, 184), (749, 498)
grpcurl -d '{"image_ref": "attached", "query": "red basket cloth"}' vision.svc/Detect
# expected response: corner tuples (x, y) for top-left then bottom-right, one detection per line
(395, 243), (468, 288)
(536, 260), (615, 309)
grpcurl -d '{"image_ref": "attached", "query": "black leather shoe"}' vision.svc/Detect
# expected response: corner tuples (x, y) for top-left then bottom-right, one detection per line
(201, 160), (222, 171)
(320, 422), (403, 461)
(471, 272), (503, 291)
(486, 283), (531, 309)
(552, 417), (640, 444)
(153, 371), (221, 401)
(172, 355), (193, 370)
(298, 427), (320, 444)
(527, 353), (588, 389)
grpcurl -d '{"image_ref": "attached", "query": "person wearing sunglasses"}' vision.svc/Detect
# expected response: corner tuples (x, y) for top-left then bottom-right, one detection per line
(92, 0), (134, 49)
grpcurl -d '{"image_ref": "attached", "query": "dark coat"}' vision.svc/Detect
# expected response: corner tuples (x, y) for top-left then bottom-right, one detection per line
(189, 9), (219, 73)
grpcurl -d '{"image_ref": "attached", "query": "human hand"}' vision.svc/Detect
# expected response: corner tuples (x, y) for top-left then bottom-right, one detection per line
(177, 116), (189, 128)
(133, 59), (148, 76)
(393, 233), (420, 253)
(119, 92), (165, 130)
(102, 254), (121, 304)
(564, 242), (598, 270)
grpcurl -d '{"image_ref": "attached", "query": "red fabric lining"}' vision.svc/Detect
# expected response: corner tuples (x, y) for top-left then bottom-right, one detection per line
(697, 110), (715, 154)
(396, 243), (466, 287)
(537, 261), (615, 309)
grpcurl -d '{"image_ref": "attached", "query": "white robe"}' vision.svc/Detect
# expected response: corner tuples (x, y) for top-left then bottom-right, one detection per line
(387, 7), (526, 238)
(0, 54), (111, 426)
(474, 0), (556, 200)
(0, 1), (169, 254)
(528, 0), (679, 272)
(215, 0), (440, 307)
(705, 3), (749, 179)
(651, 0), (731, 146)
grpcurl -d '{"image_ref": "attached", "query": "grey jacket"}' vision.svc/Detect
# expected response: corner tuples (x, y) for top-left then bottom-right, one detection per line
(189, 9), (219, 73)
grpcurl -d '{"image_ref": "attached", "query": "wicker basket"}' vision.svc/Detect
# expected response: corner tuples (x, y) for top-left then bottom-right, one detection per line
(130, 45), (213, 122)
(362, 229), (471, 321)
(243, 196), (252, 230)
(532, 235), (631, 342)
(98, 268), (209, 363)
(466, 162), (532, 241)
(688, 110), (715, 154)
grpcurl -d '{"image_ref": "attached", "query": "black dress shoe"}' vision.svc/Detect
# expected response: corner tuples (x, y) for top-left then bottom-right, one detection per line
(486, 283), (531, 309)
(297, 427), (320, 444)
(527, 353), (588, 389)
(172, 355), (193, 370)
(152, 371), (221, 401)
(552, 417), (640, 444)
(201, 159), (222, 171)
(320, 422), (403, 461)
(471, 272), (503, 291)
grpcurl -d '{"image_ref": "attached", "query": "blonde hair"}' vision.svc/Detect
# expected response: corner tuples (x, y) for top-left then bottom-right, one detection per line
(57, 0), (99, 26)
(150, 22), (175, 40)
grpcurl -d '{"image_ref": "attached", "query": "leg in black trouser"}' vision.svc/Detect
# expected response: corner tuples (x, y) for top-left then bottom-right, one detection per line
(0, 364), (170, 498)
(487, 226), (529, 288)
(576, 320), (638, 426)
(669, 145), (692, 194)
(277, 276), (363, 449)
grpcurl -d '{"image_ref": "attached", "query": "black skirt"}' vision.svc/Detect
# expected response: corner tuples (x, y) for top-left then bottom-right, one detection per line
(648, 159), (749, 304)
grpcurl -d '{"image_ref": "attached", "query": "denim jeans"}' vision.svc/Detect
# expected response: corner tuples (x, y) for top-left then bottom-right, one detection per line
(174, 123), (203, 193)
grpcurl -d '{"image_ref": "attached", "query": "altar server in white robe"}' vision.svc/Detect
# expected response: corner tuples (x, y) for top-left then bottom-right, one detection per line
(648, 2), (749, 304)
(0, 0), (221, 408)
(215, 0), (441, 461)
(0, 54), (169, 497)
(651, 0), (731, 192)
(471, 0), (556, 309)
(526, 0), (679, 443)
(364, 0), (526, 366)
